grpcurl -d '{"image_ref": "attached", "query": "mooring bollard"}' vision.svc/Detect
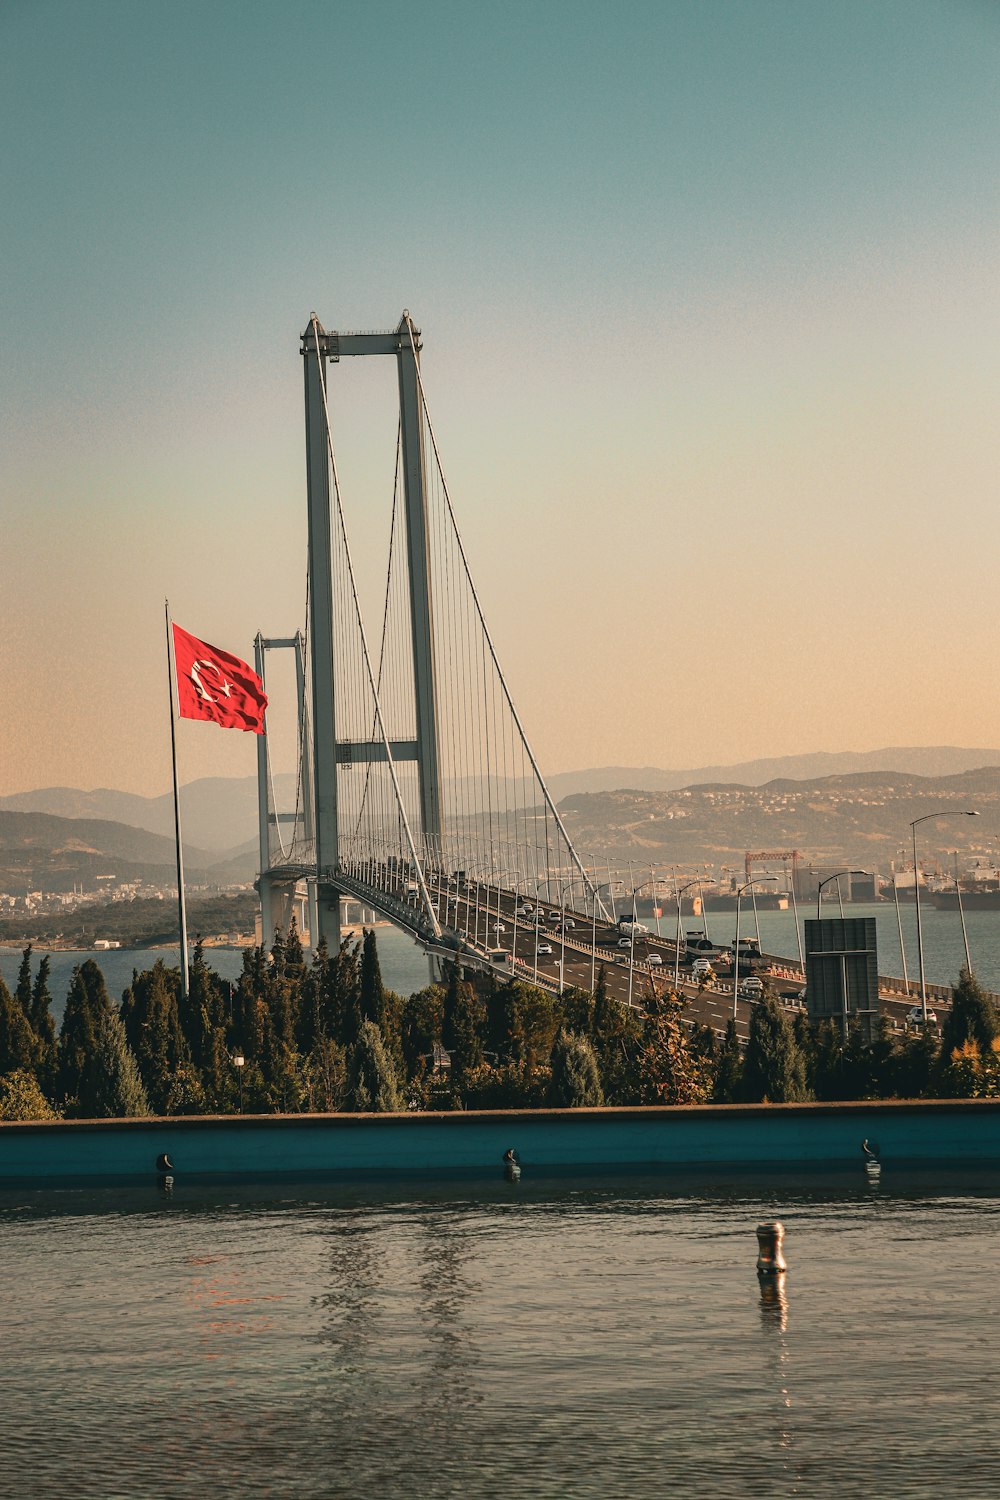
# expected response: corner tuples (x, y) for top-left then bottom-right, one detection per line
(756, 1220), (787, 1275)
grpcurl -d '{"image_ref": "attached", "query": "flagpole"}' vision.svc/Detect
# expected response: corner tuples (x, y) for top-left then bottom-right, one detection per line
(165, 600), (190, 1001)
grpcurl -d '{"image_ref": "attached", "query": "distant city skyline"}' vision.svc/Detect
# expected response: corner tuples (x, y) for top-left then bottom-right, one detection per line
(3, 1), (999, 797)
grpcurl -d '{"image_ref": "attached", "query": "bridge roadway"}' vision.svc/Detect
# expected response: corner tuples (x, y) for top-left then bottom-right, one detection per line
(321, 863), (958, 1042)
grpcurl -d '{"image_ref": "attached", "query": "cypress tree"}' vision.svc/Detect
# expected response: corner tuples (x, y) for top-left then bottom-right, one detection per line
(712, 1019), (743, 1103)
(548, 1030), (604, 1107)
(119, 960), (192, 1114)
(740, 996), (809, 1103)
(91, 1012), (151, 1117)
(0, 972), (36, 1077)
(58, 960), (114, 1115)
(29, 955), (57, 1092)
(450, 981), (486, 1087)
(283, 921), (306, 980)
(346, 1020), (401, 1112)
(941, 968), (999, 1060)
(359, 929), (387, 1029)
(14, 946), (33, 1023)
(303, 1035), (348, 1111)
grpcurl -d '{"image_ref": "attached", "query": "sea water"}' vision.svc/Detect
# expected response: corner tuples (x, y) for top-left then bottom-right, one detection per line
(2, 1171), (999, 1498)
(3, 899), (999, 1016)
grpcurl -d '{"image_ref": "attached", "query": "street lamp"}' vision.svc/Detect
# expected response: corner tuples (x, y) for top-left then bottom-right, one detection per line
(674, 877), (717, 993)
(732, 878), (776, 1018)
(233, 1051), (245, 1114)
(911, 810), (978, 1021)
(816, 871), (867, 923)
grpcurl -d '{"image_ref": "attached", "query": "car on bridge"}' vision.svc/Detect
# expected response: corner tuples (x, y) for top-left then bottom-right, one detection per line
(906, 1006), (938, 1026)
(738, 977), (765, 1000)
(647, 953), (663, 966)
(536, 940), (553, 955)
(691, 958), (715, 982)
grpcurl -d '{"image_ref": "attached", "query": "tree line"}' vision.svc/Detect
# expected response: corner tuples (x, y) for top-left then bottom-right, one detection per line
(1, 928), (999, 1120)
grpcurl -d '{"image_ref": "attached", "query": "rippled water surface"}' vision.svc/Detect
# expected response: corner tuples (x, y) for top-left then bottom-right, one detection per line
(4, 1172), (1000, 1498)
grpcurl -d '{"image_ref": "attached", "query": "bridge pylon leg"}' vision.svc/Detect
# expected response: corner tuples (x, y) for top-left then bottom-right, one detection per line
(302, 318), (342, 955)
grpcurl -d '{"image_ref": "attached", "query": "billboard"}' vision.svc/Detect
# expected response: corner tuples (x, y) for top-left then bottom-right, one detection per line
(804, 917), (879, 1038)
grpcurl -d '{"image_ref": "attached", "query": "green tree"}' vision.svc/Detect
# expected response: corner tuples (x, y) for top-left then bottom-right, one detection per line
(560, 985), (595, 1038)
(449, 981), (486, 1089)
(0, 1070), (60, 1121)
(0, 972), (36, 1078)
(119, 960), (192, 1113)
(14, 946), (33, 1023)
(941, 968), (1000, 1061)
(548, 1030), (604, 1107)
(636, 993), (712, 1105)
(589, 965), (641, 1104)
(740, 995), (809, 1103)
(29, 954), (57, 1092)
(346, 1020), (401, 1112)
(302, 1036), (348, 1111)
(712, 1019), (743, 1103)
(893, 1026), (939, 1098)
(90, 1012), (151, 1117)
(58, 960), (115, 1115)
(359, 929), (388, 1030)
(402, 984), (445, 1080)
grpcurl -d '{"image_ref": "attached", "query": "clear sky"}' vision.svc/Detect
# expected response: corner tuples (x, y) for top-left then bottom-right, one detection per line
(2, 0), (999, 797)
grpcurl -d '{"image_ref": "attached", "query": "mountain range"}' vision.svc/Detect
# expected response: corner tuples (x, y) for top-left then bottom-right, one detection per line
(4, 748), (1000, 854)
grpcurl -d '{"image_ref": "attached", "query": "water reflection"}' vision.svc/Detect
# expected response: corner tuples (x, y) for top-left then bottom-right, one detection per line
(416, 1212), (484, 1439)
(5, 1176), (1000, 1498)
(758, 1269), (789, 1335)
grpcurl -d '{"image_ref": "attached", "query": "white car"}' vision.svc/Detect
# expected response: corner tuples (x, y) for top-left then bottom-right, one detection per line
(906, 1006), (938, 1026)
(536, 941), (553, 956)
(493, 922), (507, 934)
(617, 937), (632, 949)
(738, 977), (765, 1000)
(515, 904), (533, 916)
(691, 958), (715, 981)
(647, 953), (663, 966)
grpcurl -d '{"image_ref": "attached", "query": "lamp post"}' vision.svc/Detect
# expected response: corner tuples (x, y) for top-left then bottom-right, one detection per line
(788, 878), (805, 972)
(674, 877), (717, 993)
(588, 856), (600, 994)
(892, 871), (909, 995)
(732, 878), (776, 1018)
(816, 871), (867, 924)
(911, 810), (978, 1022)
(233, 1051), (245, 1114)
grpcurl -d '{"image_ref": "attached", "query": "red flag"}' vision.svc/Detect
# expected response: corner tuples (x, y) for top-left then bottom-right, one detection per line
(172, 623), (267, 734)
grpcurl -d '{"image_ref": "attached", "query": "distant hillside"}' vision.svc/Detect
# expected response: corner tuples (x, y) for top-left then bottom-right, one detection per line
(0, 776), (297, 854)
(556, 765), (1000, 868)
(0, 810), (254, 895)
(6, 750), (1000, 852)
(546, 747), (1000, 799)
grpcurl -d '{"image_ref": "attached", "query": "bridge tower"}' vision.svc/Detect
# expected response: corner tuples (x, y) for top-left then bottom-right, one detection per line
(301, 314), (442, 949)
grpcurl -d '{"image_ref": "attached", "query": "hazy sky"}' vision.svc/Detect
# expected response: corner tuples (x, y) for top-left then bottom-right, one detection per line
(3, 0), (999, 798)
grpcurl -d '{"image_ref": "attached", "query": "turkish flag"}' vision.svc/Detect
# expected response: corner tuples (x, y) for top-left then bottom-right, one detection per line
(172, 623), (267, 734)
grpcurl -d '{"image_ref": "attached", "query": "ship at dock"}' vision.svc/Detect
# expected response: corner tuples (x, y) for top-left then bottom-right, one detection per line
(930, 887), (1000, 911)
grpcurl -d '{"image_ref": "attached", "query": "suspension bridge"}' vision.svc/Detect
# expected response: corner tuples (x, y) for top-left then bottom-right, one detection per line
(253, 312), (627, 1001)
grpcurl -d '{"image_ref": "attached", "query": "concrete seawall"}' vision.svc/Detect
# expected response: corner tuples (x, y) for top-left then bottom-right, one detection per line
(2, 1099), (1000, 1182)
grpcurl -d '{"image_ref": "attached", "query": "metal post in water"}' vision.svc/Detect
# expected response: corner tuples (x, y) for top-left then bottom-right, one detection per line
(756, 1221), (787, 1275)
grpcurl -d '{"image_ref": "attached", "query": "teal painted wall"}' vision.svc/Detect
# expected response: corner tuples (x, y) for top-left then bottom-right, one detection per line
(2, 1101), (1000, 1182)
